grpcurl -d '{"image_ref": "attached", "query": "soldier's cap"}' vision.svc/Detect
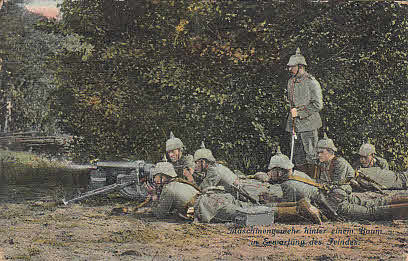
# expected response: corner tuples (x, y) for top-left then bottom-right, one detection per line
(358, 143), (376, 156)
(152, 162), (177, 178)
(268, 146), (294, 170)
(166, 131), (184, 151)
(194, 141), (216, 162)
(287, 47), (307, 66)
(316, 133), (337, 152)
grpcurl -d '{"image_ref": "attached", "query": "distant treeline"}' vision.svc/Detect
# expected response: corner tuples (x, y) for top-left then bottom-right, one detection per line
(4, 0), (408, 171)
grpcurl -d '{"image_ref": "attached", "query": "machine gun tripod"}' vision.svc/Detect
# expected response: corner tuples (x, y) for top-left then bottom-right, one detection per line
(63, 160), (154, 205)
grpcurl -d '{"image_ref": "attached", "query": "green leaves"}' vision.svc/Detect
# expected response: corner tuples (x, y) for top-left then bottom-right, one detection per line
(36, 0), (408, 171)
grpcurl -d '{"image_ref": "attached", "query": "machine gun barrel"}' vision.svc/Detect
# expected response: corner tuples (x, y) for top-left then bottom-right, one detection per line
(63, 180), (136, 205)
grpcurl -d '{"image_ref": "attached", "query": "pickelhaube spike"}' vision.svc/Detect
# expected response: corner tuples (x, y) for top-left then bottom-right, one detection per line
(287, 47), (307, 66)
(323, 132), (328, 139)
(268, 147), (294, 170)
(194, 141), (215, 162)
(161, 154), (168, 162)
(296, 47), (301, 55)
(166, 131), (184, 151)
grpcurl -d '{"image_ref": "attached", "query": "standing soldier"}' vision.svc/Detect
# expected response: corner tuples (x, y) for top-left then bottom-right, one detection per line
(165, 131), (195, 183)
(353, 143), (389, 170)
(285, 48), (323, 177)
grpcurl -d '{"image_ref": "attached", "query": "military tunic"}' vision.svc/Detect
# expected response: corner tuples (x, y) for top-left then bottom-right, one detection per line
(236, 178), (284, 203)
(314, 156), (355, 194)
(241, 171), (319, 203)
(171, 154), (195, 179)
(280, 170), (319, 202)
(317, 189), (408, 221)
(352, 156), (389, 171)
(199, 163), (238, 193)
(355, 167), (408, 190)
(152, 181), (199, 218)
(285, 72), (323, 165)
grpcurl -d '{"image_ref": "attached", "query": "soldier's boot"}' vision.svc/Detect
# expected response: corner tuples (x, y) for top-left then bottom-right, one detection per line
(377, 203), (408, 220)
(386, 192), (408, 205)
(296, 198), (324, 224)
(275, 198), (323, 224)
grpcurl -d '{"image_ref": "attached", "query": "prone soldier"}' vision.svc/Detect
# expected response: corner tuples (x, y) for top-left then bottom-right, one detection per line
(149, 162), (323, 224)
(353, 143), (389, 170)
(306, 135), (408, 221)
(251, 146), (320, 203)
(193, 141), (238, 193)
(353, 167), (408, 192)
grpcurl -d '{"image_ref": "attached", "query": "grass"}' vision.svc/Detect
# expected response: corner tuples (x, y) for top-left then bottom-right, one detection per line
(0, 149), (88, 181)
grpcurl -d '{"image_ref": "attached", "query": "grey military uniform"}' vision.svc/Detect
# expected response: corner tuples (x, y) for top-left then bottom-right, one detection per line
(281, 170), (319, 202)
(352, 156), (389, 171)
(171, 154), (195, 179)
(355, 167), (408, 190)
(314, 156), (355, 194)
(152, 181), (199, 218)
(285, 72), (323, 165)
(194, 188), (253, 223)
(241, 171), (318, 203)
(316, 189), (408, 221)
(199, 163), (238, 193)
(236, 178), (284, 203)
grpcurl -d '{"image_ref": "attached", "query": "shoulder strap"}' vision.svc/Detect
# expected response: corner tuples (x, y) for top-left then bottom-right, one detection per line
(287, 174), (324, 189)
(173, 178), (202, 193)
(327, 156), (338, 181)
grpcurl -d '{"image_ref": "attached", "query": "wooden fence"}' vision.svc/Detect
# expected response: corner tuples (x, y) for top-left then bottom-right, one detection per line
(0, 131), (72, 152)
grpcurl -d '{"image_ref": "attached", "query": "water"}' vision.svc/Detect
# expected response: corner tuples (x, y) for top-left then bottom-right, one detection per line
(0, 166), (89, 203)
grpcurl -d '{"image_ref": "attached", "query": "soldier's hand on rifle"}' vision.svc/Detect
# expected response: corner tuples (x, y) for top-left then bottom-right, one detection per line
(183, 167), (195, 183)
(291, 108), (298, 118)
(349, 178), (361, 190)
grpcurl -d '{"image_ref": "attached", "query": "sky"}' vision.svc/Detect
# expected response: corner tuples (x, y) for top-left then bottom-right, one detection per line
(24, 0), (62, 19)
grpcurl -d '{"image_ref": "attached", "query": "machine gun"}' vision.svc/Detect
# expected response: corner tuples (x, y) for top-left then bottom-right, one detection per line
(63, 160), (154, 205)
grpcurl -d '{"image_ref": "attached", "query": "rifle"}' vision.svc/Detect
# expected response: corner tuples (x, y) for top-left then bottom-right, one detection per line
(231, 184), (260, 205)
(355, 170), (387, 195)
(287, 175), (340, 219)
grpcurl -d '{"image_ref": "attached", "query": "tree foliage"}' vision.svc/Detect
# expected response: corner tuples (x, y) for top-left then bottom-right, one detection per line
(41, 0), (407, 170)
(0, 1), (64, 134)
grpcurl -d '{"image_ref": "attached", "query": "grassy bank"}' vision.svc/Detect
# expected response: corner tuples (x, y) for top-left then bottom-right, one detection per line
(0, 149), (78, 176)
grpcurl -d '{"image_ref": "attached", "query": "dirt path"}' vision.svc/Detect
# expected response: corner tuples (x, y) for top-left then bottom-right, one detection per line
(0, 198), (407, 261)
